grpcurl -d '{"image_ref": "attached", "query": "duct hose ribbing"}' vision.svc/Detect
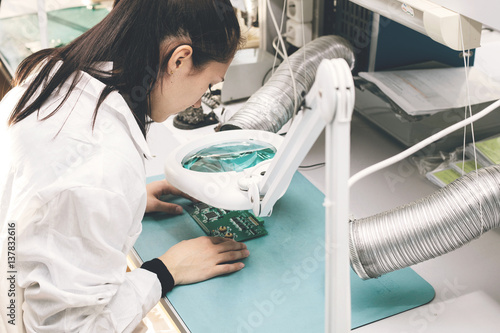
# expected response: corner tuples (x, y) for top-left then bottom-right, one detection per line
(350, 164), (500, 280)
(220, 35), (355, 132)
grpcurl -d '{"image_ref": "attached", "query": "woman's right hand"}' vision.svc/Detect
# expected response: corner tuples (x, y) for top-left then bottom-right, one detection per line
(158, 236), (250, 285)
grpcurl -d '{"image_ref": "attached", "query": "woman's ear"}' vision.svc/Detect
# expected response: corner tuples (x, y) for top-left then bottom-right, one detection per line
(168, 45), (193, 75)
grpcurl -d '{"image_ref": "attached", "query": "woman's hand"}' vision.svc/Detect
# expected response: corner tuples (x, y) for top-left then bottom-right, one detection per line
(159, 236), (250, 285)
(145, 179), (196, 214)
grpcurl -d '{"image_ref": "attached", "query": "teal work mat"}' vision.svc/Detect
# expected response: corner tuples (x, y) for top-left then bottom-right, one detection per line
(135, 172), (435, 332)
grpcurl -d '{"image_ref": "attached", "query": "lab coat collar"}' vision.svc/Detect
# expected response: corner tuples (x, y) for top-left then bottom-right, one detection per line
(63, 61), (153, 159)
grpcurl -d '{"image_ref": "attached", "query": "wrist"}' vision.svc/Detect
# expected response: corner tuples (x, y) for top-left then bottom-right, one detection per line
(141, 258), (175, 296)
(159, 253), (181, 286)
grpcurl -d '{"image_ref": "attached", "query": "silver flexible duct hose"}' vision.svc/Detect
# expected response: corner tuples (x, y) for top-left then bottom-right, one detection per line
(350, 164), (500, 280)
(220, 35), (355, 132)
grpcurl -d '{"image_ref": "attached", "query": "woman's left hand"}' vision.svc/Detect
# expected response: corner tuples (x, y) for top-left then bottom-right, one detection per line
(145, 179), (197, 214)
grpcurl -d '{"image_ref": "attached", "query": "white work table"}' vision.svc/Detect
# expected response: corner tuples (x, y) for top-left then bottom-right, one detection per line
(145, 109), (500, 333)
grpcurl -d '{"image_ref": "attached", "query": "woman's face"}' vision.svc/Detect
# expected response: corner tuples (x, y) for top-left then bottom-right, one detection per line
(150, 49), (230, 122)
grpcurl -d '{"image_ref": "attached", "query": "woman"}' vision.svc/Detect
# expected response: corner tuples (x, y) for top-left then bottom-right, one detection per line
(0, 0), (249, 331)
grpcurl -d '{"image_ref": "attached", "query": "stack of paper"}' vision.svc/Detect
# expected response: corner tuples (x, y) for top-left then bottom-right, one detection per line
(426, 167), (461, 187)
(425, 134), (500, 188)
(359, 67), (500, 116)
(426, 160), (482, 188)
(465, 135), (500, 167)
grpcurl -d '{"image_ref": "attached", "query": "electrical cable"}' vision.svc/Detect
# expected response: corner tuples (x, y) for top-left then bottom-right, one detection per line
(272, 35), (287, 60)
(271, 0), (288, 76)
(300, 0), (307, 86)
(262, 65), (281, 86)
(348, 98), (500, 187)
(459, 17), (484, 234)
(266, 0), (298, 117)
(298, 162), (325, 169)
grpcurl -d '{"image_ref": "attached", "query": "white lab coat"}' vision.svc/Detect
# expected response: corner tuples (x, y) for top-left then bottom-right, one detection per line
(0, 64), (162, 332)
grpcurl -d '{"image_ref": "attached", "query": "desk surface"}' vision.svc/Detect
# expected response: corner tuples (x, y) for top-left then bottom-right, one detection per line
(144, 110), (500, 332)
(136, 171), (434, 332)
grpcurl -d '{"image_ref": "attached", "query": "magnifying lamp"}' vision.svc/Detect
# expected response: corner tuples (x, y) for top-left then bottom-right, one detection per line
(164, 129), (285, 212)
(165, 58), (355, 333)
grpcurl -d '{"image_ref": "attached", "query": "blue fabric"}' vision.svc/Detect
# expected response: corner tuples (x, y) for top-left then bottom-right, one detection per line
(135, 172), (434, 331)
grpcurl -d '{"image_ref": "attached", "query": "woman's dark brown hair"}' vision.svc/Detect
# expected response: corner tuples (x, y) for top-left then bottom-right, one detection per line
(8, 0), (241, 136)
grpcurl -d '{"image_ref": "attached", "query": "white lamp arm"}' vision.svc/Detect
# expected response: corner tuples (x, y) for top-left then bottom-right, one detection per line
(256, 59), (354, 217)
(253, 58), (355, 333)
(164, 58), (355, 333)
(256, 81), (324, 216)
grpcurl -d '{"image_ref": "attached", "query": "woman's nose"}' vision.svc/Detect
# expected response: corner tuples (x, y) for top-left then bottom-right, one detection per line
(192, 98), (202, 108)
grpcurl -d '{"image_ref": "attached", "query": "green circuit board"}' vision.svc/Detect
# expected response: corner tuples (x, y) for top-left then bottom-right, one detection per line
(185, 202), (268, 241)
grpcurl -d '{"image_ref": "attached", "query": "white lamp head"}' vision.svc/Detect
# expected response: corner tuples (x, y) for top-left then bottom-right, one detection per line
(164, 129), (284, 211)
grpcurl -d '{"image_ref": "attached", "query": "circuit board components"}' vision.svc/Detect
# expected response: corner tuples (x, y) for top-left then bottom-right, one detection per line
(185, 202), (268, 241)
